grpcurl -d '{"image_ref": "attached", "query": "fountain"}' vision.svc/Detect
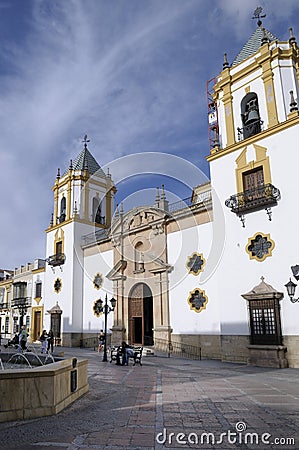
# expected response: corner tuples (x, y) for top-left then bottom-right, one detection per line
(7, 353), (32, 368)
(0, 348), (89, 423)
(44, 353), (55, 364)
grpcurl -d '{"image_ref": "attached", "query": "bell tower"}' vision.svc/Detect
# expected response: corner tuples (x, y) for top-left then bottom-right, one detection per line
(44, 136), (116, 346)
(205, 8), (299, 365)
(208, 9), (298, 155)
(207, 8), (299, 226)
(49, 135), (115, 231)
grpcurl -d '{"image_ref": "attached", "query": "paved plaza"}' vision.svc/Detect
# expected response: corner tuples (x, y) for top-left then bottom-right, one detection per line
(0, 347), (299, 449)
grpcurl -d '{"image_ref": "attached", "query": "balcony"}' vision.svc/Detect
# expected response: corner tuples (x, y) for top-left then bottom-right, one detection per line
(225, 184), (281, 226)
(11, 298), (31, 309)
(47, 253), (66, 267)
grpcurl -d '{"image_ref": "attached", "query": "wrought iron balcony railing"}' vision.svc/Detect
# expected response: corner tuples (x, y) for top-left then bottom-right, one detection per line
(47, 253), (66, 267)
(11, 297), (31, 309)
(225, 183), (281, 216)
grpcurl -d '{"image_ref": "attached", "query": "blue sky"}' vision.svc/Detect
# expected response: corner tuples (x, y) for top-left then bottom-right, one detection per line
(0, 0), (298, 269)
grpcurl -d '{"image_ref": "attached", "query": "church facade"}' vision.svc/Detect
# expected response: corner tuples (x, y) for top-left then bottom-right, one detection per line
(1, 21), (299, 368)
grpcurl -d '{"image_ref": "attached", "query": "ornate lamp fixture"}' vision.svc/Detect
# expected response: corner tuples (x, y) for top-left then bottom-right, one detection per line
(94, 294), (117, 362)
(284, 265), (299, 302)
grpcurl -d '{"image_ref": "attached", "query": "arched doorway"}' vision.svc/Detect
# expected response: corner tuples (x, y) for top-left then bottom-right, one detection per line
(128, 283), (153, 346)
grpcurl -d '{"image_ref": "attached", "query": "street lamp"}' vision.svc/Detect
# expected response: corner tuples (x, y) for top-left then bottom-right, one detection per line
(285, 265), (299, 303)
(94, 294), (117, 362)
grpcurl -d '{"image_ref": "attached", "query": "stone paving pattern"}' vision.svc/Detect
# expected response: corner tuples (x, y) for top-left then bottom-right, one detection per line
(0, 347), (299, 449)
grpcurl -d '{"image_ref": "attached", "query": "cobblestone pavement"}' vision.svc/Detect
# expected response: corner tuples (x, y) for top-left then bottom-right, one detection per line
(0, 347), (299, 450)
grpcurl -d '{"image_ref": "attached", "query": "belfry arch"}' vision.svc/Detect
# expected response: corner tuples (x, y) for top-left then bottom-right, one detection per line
(128, 283), (153, 346)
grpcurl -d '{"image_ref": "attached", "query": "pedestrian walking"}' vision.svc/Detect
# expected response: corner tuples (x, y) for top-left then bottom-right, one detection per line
(121, 341), (129, 365)
(47, 329), (54, 353)
(98, 330), (105, 352)
(40, 330), (48, 353)
(18, 326), (28, 352)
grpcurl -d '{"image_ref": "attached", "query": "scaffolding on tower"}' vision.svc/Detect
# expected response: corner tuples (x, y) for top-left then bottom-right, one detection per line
(206, 77), (219, 151)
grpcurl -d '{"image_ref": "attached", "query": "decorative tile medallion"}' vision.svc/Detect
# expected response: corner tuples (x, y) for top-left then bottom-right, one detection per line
(93, 299), (103, 317)
(246, 232), (275, 262)
(187, 288), (208, 313)
(93, 272), (103, 290)
(186, 252), (205, 275)
(54, 278), (62, 294)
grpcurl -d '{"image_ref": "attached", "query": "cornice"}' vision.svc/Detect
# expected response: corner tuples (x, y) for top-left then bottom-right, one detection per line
(31, 267), (46, 274)
(0, 279), (12, 287)
(215, 43), (298, 93)
(207, 114), (299, 162)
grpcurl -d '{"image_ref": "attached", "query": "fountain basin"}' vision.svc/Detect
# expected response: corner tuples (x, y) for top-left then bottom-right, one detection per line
(0, 355), (89, 422)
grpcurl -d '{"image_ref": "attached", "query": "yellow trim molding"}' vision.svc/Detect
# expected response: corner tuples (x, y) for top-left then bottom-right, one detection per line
(34, 297), (42, 306)
(207, 113), (299, 162)
(32, 267), (45, 274)
(235, 144), (272, 193)
(54, 228), (65, 255)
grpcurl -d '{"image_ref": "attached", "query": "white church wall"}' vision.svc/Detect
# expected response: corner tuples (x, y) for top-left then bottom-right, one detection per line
(167, 221), (221, 335)
(209, 123), (299, 339)
(44, 223), (75, 332)
(44, 221), (96, 334)
(82, 247), (114, 334)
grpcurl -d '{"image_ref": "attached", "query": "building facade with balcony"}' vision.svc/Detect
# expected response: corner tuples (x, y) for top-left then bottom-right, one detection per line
(2, 17), (299, 368)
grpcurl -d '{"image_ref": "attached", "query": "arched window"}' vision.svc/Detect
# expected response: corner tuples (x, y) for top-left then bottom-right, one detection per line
(134, 242), (144, 272)
(59, 197), (66, 223)
(92, 196), (105, 224)
(241, 93), (261, 139)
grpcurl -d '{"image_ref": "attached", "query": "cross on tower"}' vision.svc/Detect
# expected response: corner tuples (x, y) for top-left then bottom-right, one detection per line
(82, 134), (90, 149)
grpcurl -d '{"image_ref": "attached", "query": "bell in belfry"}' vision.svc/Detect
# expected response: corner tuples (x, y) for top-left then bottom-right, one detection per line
(245, 99), (259, 124)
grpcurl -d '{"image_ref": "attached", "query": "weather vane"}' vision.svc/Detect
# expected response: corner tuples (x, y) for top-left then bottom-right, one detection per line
(252, 6), (266, 27)
(82, 134), (90, 149)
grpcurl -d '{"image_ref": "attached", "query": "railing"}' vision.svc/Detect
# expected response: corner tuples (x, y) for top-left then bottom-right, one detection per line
(11, 298), (31, 308)
(14, 263), (34, 275)
(168, 190), (212, 215)
(80, 334), (112, 350)
(47, 253), (66, 267)
(237, 119), (263, 141)
(81, 189), (212, 247)
(154, 337), (201, 360)
(81, 229), (109, 247)
(225, 183), (281, 215)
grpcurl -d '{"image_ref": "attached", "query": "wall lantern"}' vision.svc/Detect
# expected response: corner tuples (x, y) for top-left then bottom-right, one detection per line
(284, 265), (299, 303)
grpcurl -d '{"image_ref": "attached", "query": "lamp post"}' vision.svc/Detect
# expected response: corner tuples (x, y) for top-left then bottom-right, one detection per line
(94, 294), (116, 362)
